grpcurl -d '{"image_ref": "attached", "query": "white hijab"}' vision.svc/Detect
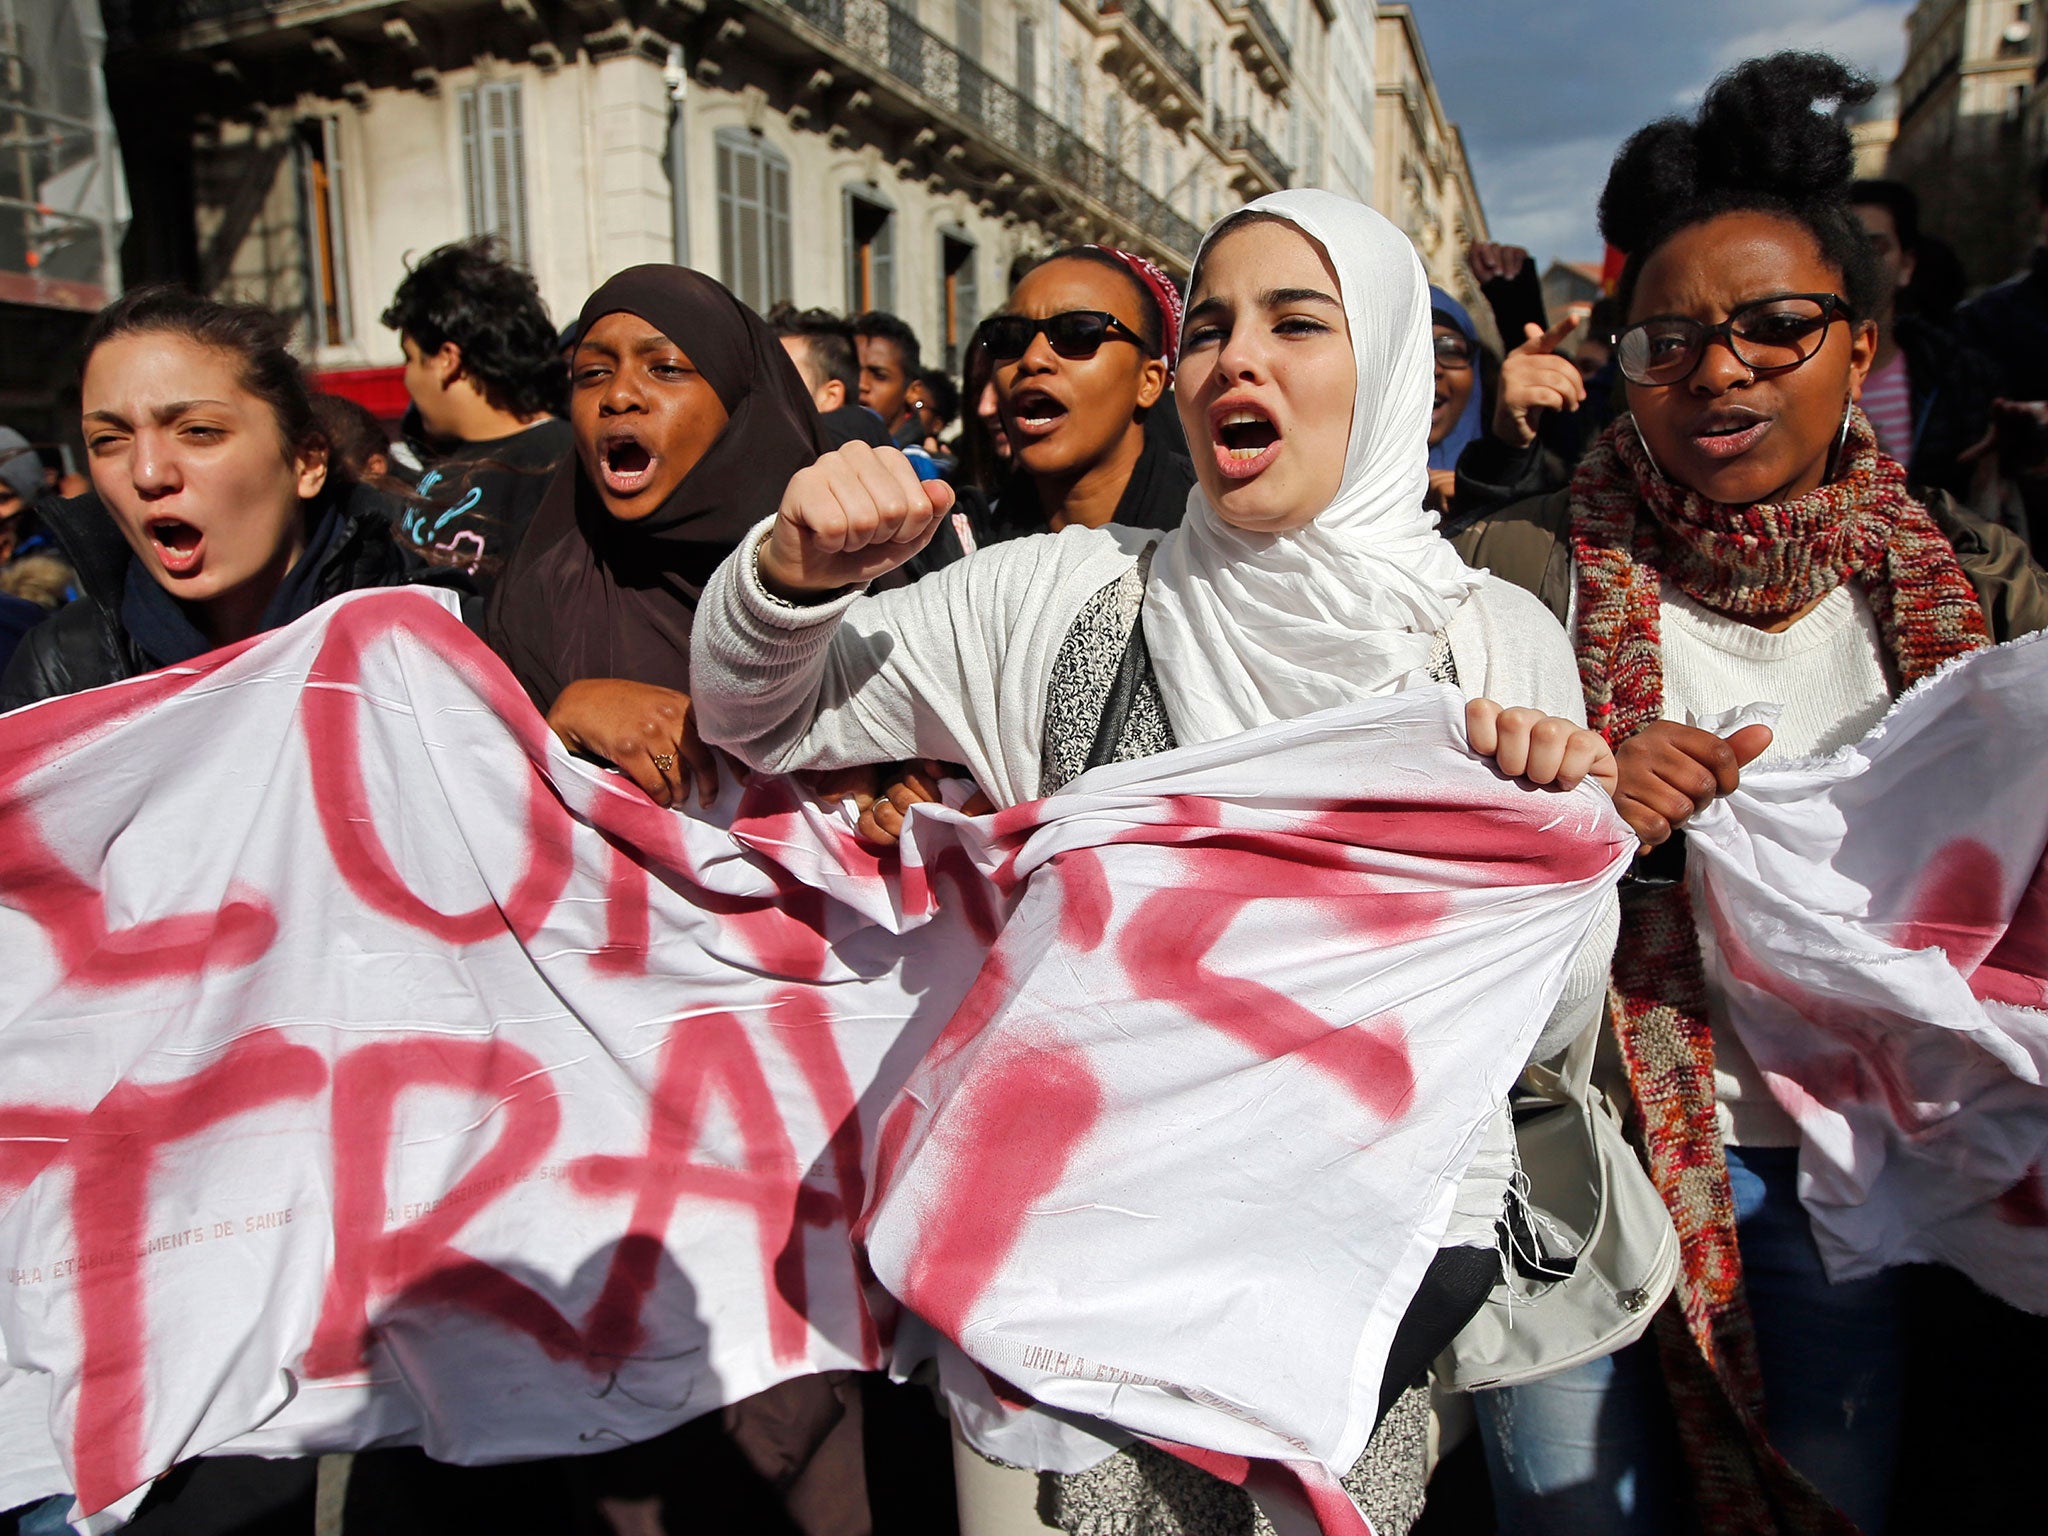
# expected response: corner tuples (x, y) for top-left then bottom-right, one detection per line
(1141, 190), (1484, 745)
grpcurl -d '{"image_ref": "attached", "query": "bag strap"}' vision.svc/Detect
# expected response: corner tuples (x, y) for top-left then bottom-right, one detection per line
(1083, 544), (1158, 774)
(1558, 1011), (1603, 1100)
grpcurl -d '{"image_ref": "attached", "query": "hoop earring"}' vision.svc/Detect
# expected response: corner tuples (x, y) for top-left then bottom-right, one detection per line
(1824, 401), (1853, 482)
(1631, 416), (1670, 482)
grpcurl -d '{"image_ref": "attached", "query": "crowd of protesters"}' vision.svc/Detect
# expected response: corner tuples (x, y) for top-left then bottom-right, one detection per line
(4, 43), (2048, 1536)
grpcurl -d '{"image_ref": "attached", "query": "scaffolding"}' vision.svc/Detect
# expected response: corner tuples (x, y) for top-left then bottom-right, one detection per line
(0, 0), (125, 313)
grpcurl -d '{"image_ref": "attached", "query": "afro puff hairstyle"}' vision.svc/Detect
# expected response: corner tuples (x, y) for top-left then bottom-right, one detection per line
(1598, 52), (1886, 325)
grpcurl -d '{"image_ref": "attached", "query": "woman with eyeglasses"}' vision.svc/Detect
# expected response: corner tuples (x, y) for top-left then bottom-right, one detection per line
(690, 189), (1625, 1536)
(969, 246), (1196, 544)
(1452, 54), (2048, 1536)
(1423, 285), (1491, 520)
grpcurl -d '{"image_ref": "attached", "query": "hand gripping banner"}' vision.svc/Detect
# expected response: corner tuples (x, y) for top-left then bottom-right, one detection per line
(1685, 633), (2048, 1313)
(0, 589), (1630, 1532)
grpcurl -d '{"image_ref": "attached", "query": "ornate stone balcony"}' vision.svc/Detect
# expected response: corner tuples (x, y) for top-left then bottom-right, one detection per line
(123, 0), (1205, 267)
(1098, 0), (1201, 129)
(1213, 113), (1287, 197)
(762, 0), (1204, 264)
(1224, 0), (1289, 96)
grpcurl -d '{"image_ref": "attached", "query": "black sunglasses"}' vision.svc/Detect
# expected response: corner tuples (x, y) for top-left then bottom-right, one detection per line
(978, 310), (1151, 363)
(1616, 293), (1851, 388)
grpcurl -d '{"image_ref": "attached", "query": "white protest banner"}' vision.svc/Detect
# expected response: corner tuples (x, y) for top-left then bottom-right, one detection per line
(0, 588), (1630, 1532)
(1686, 633), (2048, 1310)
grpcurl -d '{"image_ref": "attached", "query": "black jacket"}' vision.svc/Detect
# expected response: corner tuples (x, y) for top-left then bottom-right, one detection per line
(0, 481), (413, 711)
(967, 407), (1196, 547)
(1955, 247), (2048, 401)
(1894, 315), (2002, 500)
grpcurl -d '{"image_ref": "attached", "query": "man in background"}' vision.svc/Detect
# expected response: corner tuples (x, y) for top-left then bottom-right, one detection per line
(769, 305), (893, 449)
(382, 238), (570, 584)
(850, 311), (921, 439)
(1850, 179), (1997, 499)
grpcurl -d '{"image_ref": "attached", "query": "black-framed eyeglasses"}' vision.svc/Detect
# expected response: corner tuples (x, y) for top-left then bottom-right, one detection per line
(978, 310), (1151, 363)
(1616, 293), (1851, 387)
(1433, 334), (1475, 369)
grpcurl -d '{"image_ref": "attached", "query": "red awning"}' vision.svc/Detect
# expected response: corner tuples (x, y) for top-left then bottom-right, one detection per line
(310, 366), (410, 425)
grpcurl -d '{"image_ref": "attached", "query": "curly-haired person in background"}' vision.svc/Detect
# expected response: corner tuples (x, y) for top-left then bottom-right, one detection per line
(381, 237), (572, 589)
(1451, 52), (2048, 1536)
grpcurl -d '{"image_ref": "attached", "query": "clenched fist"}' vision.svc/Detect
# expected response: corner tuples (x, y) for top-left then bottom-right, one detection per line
(758, 442), (955, 601)
(1613, 719), (1773, 850)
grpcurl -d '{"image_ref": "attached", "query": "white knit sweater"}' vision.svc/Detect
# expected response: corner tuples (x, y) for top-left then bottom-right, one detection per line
(1658, 580), (1896, 1145)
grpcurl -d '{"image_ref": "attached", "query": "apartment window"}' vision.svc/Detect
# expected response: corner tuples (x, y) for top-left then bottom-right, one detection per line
(716, 129), (792, 315)
(1105, 95), (1123, 163)
(1015, 15), (1037, 100)
(940, 232), (978, 371)
(296, 117), (351, 347)
(845, 190), (896, 312)
(955, 0), (983, 61)
(460, 80), (530, 267)
(1060, 57), (1083, 130)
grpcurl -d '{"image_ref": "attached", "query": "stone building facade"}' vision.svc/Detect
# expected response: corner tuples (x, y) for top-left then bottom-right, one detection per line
(104, 0), (1413, 380)
(1891, 0), (2041, 287)
(1369, 4), (1486, 335)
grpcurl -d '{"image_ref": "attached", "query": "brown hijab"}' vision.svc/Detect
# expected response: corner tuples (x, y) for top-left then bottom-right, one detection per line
(484, 265), (825, 712)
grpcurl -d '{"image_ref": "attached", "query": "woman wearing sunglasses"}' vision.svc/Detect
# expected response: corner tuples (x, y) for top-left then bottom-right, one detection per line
(1451, 54), (2048, 1535)
(969, 246), (1196, 544)
(691, 189), (1624, 1535)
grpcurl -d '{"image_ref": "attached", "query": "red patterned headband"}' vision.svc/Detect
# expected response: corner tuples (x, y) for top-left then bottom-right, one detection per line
(1086, 245), (1185, 361)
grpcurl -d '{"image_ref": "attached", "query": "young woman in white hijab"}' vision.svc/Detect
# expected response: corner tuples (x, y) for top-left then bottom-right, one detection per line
(692, 190), (1621, 1535)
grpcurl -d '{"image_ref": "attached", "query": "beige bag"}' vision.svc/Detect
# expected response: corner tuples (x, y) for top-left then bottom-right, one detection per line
(1434, 1015), (1679, 1391)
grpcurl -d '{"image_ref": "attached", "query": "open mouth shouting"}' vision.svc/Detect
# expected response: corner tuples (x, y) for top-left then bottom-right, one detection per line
(147, 516), (206, 577)
(1687, 405), (1773, 461)
(1210, 399), (1282, 480)
(1008, 387), (1070, 441)
(599, 429), (660, 496)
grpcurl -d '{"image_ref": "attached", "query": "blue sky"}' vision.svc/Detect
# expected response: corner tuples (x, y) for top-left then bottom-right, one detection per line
(1408, 0), (1912, 267)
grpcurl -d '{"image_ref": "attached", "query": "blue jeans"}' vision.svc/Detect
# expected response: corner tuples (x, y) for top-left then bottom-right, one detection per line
(1475, 1144), (1905, 1535)
(15, 1495), (75, 1536)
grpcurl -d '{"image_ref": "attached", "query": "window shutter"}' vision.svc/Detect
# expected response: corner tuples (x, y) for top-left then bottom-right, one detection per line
(873, 207), (895, 313)
(1015, 16), (1036, 101)
(460, 91), (484, 241)
(953, 244), (977, 369)
(461, 82), (531, 267)
(766, 154), (792, 308)
(717, 130), (792, 314)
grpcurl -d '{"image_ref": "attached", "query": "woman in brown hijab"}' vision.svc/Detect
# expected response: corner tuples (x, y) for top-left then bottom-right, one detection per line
(483, 268), (870, 1534)
(486, 264), (825, 808)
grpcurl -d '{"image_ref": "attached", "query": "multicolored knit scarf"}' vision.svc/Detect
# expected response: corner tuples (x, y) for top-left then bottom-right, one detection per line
(1570, 408), (1991, 1533)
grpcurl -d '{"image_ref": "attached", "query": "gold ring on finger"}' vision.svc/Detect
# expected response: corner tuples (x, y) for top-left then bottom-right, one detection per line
(652, 753), (676, 772)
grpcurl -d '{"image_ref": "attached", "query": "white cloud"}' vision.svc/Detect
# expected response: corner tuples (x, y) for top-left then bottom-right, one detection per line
(1711, 0), (1912, 77)
(1424, 0), (1917, 266)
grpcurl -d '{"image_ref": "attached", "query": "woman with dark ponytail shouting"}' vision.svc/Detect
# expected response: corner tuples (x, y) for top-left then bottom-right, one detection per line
(1454, 53), (2048, 1535)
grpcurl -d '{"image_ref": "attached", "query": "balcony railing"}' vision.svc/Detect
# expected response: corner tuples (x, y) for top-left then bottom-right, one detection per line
(137, 0), (1204, 263)
(151, 0), (334, 32)
(1216, 114), (1288, 191)
(1230, 0), (1290, 74)
(771, 0), (1203, 261)
(1102, 0), (1200, 101)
